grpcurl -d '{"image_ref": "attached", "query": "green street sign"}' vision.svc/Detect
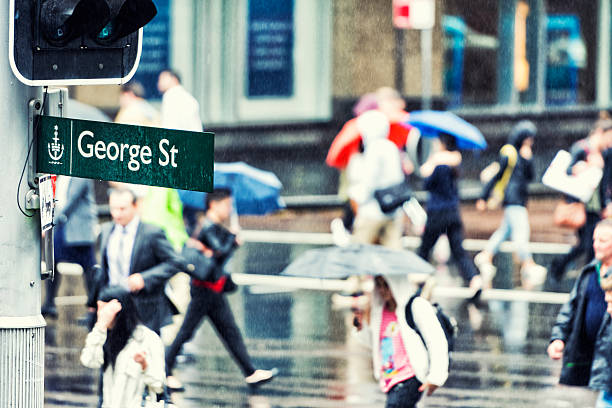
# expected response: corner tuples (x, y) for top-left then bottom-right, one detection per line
(36, 116), (214, 192)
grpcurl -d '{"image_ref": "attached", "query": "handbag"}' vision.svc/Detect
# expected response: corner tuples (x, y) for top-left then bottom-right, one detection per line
(553, 200), (586, 229)
(181, 246), (215, 281)
(374, 180), (413, 213)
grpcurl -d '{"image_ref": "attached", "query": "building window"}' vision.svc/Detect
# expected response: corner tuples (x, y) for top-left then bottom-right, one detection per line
(246, 0), (294, 98)
(443, 0), (499, 107)
(545, 1), (594, 105)
(192, 0), (331, 125)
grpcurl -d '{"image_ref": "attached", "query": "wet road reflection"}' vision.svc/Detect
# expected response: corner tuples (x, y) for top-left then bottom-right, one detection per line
(44, 242), (599, 407)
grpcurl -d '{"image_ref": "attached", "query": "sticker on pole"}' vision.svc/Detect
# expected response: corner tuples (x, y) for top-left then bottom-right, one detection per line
(39, 175), (54, 232)
(393, 0), (435, 30)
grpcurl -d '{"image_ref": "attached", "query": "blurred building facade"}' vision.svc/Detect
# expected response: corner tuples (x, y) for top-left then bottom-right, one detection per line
(73, 0), (612, 194)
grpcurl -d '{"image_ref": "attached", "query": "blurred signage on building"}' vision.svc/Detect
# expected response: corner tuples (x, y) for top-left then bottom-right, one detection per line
(247, 0), (294, 97)
(133, 0), (170, 99)
(393, 0), (435, 30)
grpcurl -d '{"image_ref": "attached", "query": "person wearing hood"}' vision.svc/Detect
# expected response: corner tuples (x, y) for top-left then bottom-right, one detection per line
(352, 275), (448, 407)
(474, 120), (546, 289)
(351, 110), (406, 249)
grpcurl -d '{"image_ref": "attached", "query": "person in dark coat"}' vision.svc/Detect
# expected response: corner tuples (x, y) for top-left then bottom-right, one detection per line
(95, 188), (182, 335)
(417, 133), (482, 297)
(474, 120), (546, 289)
(165, 188), (277, 392)
(550, 118), (612, 281)
(593, 272), (612, 406)
(548, 219), (612, 402)
(42, 176), (97, 318)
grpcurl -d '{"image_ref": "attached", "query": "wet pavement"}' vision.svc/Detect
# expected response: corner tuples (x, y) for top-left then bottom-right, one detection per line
(43, 232), (600, 408)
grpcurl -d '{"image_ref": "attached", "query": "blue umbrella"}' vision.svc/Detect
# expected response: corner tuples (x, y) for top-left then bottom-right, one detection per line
(178, 162), (285, 215)
(406, 110), (487, 150)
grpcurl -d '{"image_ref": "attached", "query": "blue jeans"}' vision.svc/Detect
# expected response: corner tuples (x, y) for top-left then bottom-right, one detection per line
(485, 205), (531, 262)
(596, 391), (612, 408)
(385, 377), (423, 408)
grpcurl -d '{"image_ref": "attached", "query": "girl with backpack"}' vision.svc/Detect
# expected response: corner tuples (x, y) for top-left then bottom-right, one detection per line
(352, 275), (448, 407)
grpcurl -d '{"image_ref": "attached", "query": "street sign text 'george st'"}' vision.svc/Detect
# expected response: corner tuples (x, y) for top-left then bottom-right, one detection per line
(36, 116), (214, 192)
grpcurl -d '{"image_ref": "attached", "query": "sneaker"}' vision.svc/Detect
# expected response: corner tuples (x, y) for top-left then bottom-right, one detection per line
(245, 368), (278, 388)
(166, 376), (185, 392)
(468, 275), (483, 302)
(521, 264), (547, 290)
(474, 251), (492, 268)
(479, 263), (497, 289)
(330, 218), (351, 247)
(41, 304), (58, 319)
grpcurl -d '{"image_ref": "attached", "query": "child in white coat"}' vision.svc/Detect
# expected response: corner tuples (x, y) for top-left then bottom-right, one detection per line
(353, 275), (448, 408)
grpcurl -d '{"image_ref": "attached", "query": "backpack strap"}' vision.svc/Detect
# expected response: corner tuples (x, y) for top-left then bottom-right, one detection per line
(405, 294), (419, 332)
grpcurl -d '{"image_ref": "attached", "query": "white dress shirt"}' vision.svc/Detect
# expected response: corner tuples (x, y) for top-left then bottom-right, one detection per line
(107, 217), (140, 288)
(160, 85), (203, 132)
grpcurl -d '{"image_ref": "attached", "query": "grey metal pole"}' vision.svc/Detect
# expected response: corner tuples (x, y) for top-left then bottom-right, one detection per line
(0, 0), (46, 405)
(421, 28), (432, 110)
(395, 28), (406, 94)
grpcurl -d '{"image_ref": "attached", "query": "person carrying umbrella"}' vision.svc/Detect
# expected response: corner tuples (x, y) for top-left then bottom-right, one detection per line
(351, 110), (406, 249)
(328, 88), (414, 245)
(417, 133), (483, 297)
(474, 120), (547, 289)
(352, 275), (448, 407)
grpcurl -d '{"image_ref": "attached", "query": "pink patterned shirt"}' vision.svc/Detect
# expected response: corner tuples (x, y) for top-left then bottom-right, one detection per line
(379, 308), (416, 392)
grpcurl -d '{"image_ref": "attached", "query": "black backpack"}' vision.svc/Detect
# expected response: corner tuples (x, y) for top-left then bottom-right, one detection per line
(405, 295), (457, 354)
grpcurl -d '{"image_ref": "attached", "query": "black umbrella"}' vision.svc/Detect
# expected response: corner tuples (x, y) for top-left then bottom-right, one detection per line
(280, 244), (434, 279)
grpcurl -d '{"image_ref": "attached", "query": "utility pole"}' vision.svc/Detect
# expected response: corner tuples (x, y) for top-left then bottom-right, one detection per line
(0, 1), (45, 405)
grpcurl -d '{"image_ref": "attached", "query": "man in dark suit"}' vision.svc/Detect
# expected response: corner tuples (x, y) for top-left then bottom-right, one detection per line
(42, 176), (97, 318)
(96, 187), (181, 334)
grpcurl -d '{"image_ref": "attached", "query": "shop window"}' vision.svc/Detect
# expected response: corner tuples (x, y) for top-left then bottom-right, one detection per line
(443, 0), (499, 107)
(545, 1), (596, 105)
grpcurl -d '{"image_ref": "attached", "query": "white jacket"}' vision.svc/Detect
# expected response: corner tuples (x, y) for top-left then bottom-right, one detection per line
(81, 325), (165, 408)
(352, 111), (404, 220)
(161, 85), (203, 132)
(354, 275), (449, 387)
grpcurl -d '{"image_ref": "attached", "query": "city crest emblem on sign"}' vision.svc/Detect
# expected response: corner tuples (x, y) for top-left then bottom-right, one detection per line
(47, 124), (64, 164)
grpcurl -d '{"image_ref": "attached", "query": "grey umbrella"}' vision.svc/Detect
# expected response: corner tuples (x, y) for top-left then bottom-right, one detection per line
(280, 244), (434, 279)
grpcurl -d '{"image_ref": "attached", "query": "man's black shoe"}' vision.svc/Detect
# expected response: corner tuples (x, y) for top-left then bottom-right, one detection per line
(41, 304), (58, 319)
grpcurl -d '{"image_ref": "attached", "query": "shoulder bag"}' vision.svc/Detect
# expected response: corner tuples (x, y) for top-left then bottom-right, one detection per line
(374, 180), (413, 214)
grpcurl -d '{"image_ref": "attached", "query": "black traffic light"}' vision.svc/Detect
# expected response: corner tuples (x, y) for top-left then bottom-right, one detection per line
(10, 0), (157, 86)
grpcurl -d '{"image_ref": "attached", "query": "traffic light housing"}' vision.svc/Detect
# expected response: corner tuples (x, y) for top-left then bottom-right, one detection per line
(9, 0), (157, 86)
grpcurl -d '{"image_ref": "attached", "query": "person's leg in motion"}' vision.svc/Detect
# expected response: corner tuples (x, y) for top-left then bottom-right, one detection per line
(165, 286), (210, 390)
(208, 293), (277, 387)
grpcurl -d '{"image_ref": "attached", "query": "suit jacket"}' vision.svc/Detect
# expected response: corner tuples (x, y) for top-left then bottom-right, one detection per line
(98, 221), (182, 333)
(56, 178), (97, 246)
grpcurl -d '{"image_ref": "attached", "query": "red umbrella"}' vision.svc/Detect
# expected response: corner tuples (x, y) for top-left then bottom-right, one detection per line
(326, 111), (411, 169)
